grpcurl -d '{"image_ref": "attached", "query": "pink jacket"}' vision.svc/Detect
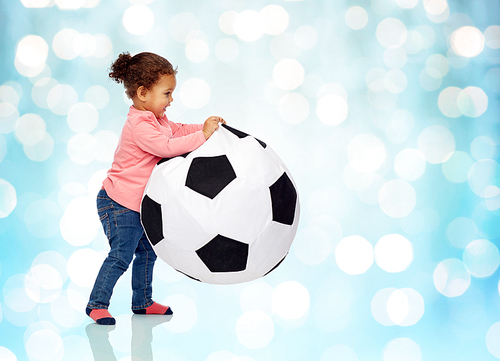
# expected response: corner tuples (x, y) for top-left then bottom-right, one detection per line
(102, 106), (205, 212)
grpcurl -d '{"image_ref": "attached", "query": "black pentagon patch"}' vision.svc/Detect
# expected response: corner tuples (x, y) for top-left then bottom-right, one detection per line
(196, 234), (249, 272)
(264, 254), (287, 276)
(141, 195), (163, 246)
(221, 124), (266, 149)
(186, 155), (236, 199)
(269, 172), (297, 226)
(158, 151), (191, 165)
(222, 123), (249, 139)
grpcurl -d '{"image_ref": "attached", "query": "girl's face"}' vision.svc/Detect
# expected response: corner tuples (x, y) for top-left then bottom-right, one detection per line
(140, 74), (176, 118)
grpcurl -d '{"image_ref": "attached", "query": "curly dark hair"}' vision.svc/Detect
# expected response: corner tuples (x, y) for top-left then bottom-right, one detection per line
(109, 52), (178, 99)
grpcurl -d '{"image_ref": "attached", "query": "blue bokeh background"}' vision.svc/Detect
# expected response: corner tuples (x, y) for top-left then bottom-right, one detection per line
(1, 0), (500, 360)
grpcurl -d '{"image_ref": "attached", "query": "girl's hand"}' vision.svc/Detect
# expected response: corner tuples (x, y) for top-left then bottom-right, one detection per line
(203, 116), (226, 139)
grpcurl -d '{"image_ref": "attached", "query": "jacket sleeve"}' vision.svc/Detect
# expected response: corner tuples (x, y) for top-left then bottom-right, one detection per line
(168, 119), (204, 138)
(132, 114), (205, 158)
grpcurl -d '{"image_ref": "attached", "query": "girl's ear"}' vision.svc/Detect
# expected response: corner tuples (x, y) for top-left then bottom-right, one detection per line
(136, 86), (148, 101)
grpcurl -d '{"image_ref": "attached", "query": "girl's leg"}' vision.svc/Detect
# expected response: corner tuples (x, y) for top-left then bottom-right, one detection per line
(87, 190), (144, 324)
(131, 233), (172, 315)
(131, 234), (156, 310)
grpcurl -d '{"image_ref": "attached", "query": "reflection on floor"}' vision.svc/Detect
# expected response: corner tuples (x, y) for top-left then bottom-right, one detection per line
(85, 314), (173, 361)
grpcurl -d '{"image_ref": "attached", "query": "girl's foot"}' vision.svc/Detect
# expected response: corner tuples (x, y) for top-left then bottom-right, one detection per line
(132, 302), (173, 315)
(86, 307), (116, 325)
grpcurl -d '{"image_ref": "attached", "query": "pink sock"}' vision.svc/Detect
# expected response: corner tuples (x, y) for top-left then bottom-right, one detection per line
(133, 302), (173, 315)
(86, 308), (116, 325)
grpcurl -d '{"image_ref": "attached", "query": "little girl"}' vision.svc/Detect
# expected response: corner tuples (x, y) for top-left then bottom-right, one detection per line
(86, 52), (225, 325)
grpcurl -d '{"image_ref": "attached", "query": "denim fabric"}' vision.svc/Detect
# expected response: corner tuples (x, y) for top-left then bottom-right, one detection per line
(87, 189), (157, 310)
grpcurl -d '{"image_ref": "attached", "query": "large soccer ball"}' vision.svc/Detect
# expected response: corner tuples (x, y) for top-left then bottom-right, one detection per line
(140, 124), (300, 284)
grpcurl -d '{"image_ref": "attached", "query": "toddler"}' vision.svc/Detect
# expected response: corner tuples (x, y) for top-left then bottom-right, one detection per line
(86, 52), (225, 325)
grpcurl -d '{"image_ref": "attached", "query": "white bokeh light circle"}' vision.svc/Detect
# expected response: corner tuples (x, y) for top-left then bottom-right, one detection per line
(55, 0), (85, 10)
(84, 85), (109, 109)
(487, 322), (500, 359)
(426, 53), (449, 78)
(179, 78), (211, 109)
(383, 47), (408, 69)
(67, 248), (104, 288)
(162, 295), (197, 333)
(394, 149), (426, 181)
(123, 4), (154, 35)
(52, 29), (83, 60)
(240, 282), (273, 315)
(260, 5), (289, 35)
(441, 151), (474, 183)
(335, 235), (374, 275)
(215, 38), (239, 62)
(438, 86), (461, 118)
(343, 164), (375, 192)
(236, 310), (274, 349)
(457, 86), (488, 117)
(372, 287), (398, 326)
(4, 275), (38, 313)
(433, 258), (471, 297)
(32, 77), (58, 109)
(383, 338), (422, 361)
(396, 0), (418, 9)
(185, 39), (210, 63)
(347, 134), (386, 173)
(271, 32), (301, 60)
(273, 58), (305, 91)
(379, 180), (416, 218)
(463, 239), (500, 278)
(67, 133), (98, 164)
(470, 136), (496, 160)
(375, 234), (414, 273)
(278, 92), (309, 124)
(384, 70), (407, 94)
(451, 26), (485, 58)
(294, 26), (318, 49)
(468, 159), (499, 197)
(25, 329), (63, 361)
(67, 103), (98, 133)
(345, 6), (369, 30)
(14, 113), (46, 146)
(404, 30), (424, 54)
(417, 125), (455, 164)
(423, 0), (448, 15)
(47, 84), (79, 115)
(20, 0), (51, 7)
(446, 217), (479, 248)
(293, 226), (331, 265)
(16, 35), (48, 68)
(23, 133), (54, 162)
(219, 10), (238, 35)
(91, 34), (113, 59)
(169, 12), (200, 43)
(0, 347), (16, 361)
(60, 196), (100, 246)
(93, 130), (119, 163)
(234, 10), (265, 42)
(316, 94), (348, 126)
(0, 179), (17, 218)
(272, 281), (310, 320)
(24, 199), (61, 239)
(485, 25), (500, 49)
(376, 18), (407, 49)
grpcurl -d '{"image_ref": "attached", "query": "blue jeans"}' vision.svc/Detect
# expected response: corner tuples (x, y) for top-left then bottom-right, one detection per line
(87, 189), (157, 310)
